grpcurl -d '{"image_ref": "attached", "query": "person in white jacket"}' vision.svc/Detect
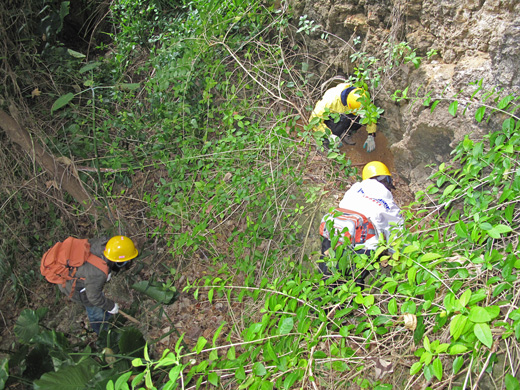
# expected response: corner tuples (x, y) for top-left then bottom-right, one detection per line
(319, 161), (403, 285)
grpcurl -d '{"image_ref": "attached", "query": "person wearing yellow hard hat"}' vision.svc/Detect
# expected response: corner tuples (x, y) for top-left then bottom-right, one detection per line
(318, 162), (402, 286)
(53, 235), (139, 334)
(309, 82), (377, 152)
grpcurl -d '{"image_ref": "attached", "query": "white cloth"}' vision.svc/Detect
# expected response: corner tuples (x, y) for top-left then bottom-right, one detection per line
(108, 302), (119, 315)
(338, 179), (403, 250)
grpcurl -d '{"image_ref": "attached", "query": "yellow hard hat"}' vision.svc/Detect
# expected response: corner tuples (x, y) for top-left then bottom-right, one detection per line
(346, 88), (364, 110)
(104, 236), (138, 262)
(362, 161), (391, 180)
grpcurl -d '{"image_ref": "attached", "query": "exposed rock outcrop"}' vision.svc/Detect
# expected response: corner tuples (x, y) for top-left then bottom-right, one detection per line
(290, 0), (520, 191)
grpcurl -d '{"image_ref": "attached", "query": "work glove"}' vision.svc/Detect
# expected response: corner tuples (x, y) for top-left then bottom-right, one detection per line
(108, 303), (119, 315)
(363, 134), (376, 152)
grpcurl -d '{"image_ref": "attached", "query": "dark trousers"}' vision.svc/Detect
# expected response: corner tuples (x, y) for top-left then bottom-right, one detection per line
(85, 305), (112, 334)
(318, 238), (370, 287)
(324, 114), (362, 138)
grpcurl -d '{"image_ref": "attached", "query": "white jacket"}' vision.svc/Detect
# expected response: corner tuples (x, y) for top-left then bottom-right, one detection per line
(338, 179), (403, 250)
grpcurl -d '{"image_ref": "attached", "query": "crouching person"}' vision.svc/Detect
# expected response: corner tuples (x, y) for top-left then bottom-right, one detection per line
(41, 235), (139, 334)
(318, 161), (403, 287)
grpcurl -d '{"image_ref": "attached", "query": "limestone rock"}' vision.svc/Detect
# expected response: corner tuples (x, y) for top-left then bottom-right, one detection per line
(289, 0), (520, 188)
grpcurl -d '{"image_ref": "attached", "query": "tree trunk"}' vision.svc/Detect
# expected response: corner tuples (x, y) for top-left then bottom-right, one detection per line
(0, 108), (113, 229)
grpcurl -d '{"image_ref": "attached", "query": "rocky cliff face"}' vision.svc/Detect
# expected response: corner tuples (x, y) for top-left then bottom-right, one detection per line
(289, 0), (520, 191)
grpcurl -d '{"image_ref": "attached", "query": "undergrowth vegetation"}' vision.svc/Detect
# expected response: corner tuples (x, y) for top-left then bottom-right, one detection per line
(1, 0), (520, 389)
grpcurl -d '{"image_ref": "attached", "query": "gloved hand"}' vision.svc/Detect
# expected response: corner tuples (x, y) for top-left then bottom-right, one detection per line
(108, 303), (119, 315)
(329, 134), (343, 149)
(363, 134), (376, 152)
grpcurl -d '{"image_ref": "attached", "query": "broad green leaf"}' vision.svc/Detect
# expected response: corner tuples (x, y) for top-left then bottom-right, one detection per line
(408, 267), (417, 285)
(51, 92), (74, 113)
(450, 314), (468, 340)
(364, 295), (375, 306)
(14, 309), (40, 343)
(423, 363), (434, 382)
(388, 298), (397, 315)
(169, 365), (182, 383)
(132, 281), (176, 304)
(485, 306), (500, 320)
(313, 351), (328, 359)
(494, 224), (513, 234)
(435, 343), (450, 354)
(410, 361), (423, 375)
(227, 346), (236, 360)
(475, 106), (486, 122)
(131, 372), (145, 389)
(454, 221), (468, 238)
(0, 358), (8, 390)
(132, 358), (143, 367)
(498, 95), (514, 109)
(283, 371), (301, 389)
(209, 349), (218, 361)
(480, 222), (493, 230)
(208, 288), (214, 304)
(511, 310), (520, 321)
(432, 358), (443, 381)
(339, 326), (350, 337)
(278, 317), (294, 335)
(263, 342), (278, 363)
(493, 283), (512, 297)
(261, 380), (274, 390)
(235, 366), (246, 381)
(459, 289), (472, 308)
(503, 117), (516, 134)
(474, 323), (493, 348)
(423, 336), (431, 352)
(420, 351), (433, 365)
(419, 253), (442, 263)
(213, 322), (226, 346)
(331, 361), (348, 372)
(194, 337), (207, 354)
(442, 184), (457, 197)
(403, 243), (420, 254)
(449, 101), (458, 116)
(33, 358), (99, 390)
(119, 327), (146, 356)
(79, 62), (102, 73)
(430, 100), (440, 112)
(487, 228), (501, 239)
(381, 281), (398, 294)
(367, 306), (381, 315)
(444, 293), (456, 313)
(245, 323), (263, 341)
(67, 49), (85, 58)
(374, 385), (392, 390)
(452, 356), (464, 374)
(208, 372), (218, 386)
(468, 306), (492, 323)
(505, 374), (520, 390)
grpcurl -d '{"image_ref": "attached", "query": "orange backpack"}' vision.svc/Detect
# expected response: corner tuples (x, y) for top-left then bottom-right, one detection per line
(319, 208), (377, 246)
(40, 237), (109, 294)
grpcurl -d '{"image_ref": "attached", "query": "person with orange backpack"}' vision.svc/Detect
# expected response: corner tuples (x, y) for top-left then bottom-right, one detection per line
(318, 161), (403, 286)
(41, 235), (139, 334)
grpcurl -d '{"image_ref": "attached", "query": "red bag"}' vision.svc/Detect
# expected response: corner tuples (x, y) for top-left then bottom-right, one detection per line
(319, 208), (376, 246)
(40, 237), (108, 293)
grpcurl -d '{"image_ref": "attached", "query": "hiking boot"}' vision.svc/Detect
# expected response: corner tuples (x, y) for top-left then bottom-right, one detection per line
(343, 134), (356, 145)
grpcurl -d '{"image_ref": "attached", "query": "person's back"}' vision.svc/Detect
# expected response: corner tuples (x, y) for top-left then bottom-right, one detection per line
(339, 179), (402, 250)
(43, 235), (139, 334)
(318, 161), (402, 284)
